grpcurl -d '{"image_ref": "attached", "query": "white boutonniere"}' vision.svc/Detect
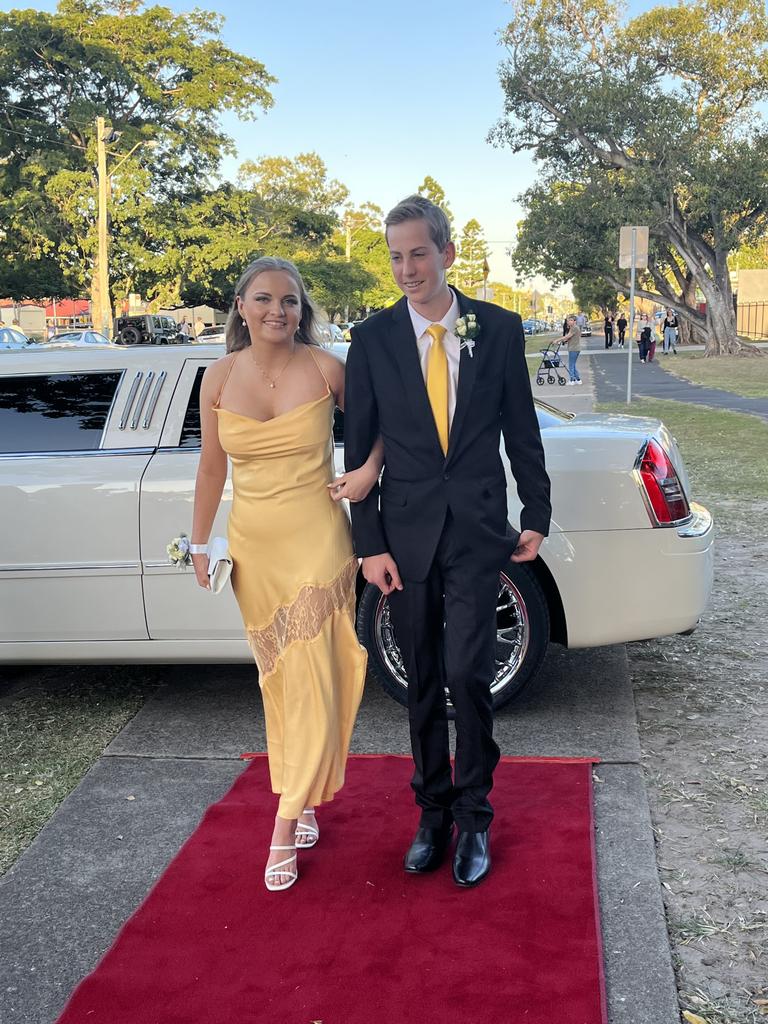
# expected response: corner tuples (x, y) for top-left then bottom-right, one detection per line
(167, 534), (191, 569)
(455, 312), (480, 357)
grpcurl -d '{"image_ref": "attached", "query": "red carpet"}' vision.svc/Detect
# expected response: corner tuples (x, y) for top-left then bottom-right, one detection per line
(57, 755), (607, 1024)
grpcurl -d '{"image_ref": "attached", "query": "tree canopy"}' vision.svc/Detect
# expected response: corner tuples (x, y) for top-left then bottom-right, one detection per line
(0, 0), (274, 310)
(492, 0), (768, 354)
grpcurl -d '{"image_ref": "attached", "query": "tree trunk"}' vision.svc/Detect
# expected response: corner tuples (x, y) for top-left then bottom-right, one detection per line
(699, 264), (760, 356)
(677, 276), (702, 345)
(91, 268), (101, 338)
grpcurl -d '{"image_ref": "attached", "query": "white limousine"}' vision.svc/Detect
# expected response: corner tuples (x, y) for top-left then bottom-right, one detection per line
(0, 342), (713, 710)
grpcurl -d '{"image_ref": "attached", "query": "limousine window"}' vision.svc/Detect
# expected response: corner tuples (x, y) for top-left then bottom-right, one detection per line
(179, 367), (205, 448)
(0, 372), (122, 454)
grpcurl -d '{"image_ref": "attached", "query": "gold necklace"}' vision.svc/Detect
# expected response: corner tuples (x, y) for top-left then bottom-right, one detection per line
(249, 343), (297, 389)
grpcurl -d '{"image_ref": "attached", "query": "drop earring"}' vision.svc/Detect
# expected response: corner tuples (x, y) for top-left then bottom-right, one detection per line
(242, 319), (247, 327)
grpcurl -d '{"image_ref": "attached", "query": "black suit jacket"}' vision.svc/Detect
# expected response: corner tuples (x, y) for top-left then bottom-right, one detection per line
(344, 290), (551, 582)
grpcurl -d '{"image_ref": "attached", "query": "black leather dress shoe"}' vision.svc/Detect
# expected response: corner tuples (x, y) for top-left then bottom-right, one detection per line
(452, 829), (491, 887)
(403, 824), (454, 873)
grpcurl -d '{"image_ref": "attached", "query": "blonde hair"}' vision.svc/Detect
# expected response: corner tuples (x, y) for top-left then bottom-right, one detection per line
(385, 195), (451, 250)
(225, 257), (321, 353)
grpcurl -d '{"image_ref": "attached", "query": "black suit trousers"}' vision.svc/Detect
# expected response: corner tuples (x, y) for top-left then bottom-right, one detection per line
(387, 512), (501, 833)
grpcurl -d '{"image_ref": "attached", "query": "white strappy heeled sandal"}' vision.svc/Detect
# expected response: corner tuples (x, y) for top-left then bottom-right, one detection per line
(264, 845), (298, 892)
(295, 808), (319, 849)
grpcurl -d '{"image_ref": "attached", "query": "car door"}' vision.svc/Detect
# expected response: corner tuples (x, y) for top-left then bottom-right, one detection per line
(0, 358), (151, 642)
(139, 357), (244, 639)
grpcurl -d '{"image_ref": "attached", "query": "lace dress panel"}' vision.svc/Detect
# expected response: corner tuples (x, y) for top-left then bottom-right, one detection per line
(246, 557), (358, 679)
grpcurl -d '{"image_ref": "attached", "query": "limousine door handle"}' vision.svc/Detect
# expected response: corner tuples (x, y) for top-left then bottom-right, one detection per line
(119, 370), (143, 430)
(143, 370), (167, 429)
(131, 371), (155, 430)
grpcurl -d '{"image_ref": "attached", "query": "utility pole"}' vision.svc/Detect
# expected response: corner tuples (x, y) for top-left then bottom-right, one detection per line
(619, 225), (649, 404)
(344, 211), (352, 323)
(96, 117), (110, 339)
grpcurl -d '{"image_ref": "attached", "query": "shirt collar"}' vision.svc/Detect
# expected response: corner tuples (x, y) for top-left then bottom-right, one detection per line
(407, 289), (460, 340)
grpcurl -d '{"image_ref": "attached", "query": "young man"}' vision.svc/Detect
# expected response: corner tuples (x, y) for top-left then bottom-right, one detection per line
(344, 196), (551, 887)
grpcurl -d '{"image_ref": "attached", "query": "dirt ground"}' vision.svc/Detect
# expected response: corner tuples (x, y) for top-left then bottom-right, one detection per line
(628, 501), (768, 1023)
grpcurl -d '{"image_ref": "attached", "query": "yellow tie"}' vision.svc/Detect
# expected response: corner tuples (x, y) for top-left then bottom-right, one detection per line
(425, 323), (449, 455)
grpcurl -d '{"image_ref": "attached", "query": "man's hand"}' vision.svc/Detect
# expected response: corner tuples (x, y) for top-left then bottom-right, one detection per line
(362, 552), (403, 595)
(510, 530), (545, 563)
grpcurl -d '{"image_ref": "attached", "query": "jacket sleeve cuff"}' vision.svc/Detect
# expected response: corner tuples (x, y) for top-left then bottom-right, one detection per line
(520, 512), (550, 538)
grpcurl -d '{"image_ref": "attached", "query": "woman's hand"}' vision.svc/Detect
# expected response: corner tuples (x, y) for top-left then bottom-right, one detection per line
(191, 552), (211, 589)
(328, 465), (379, 503)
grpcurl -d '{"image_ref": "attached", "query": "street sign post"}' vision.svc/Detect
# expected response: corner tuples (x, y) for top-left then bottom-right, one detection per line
(619, 226), (649, 404)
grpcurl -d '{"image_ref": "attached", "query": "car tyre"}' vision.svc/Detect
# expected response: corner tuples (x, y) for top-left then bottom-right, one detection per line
(356, 562), (550, 717)
(119, 326), (142, 345)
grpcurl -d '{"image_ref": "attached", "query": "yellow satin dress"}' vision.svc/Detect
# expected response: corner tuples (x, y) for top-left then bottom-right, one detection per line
(214, 349), (366, 819)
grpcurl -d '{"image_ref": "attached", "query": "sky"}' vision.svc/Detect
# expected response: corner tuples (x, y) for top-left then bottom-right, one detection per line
(2, 0), (658, 290)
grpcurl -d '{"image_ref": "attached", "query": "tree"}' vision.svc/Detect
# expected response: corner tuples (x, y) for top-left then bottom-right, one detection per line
(0, 0), (275, 317)
(491, 0), (768, 355)
(417, 176), (454, 230)
(332, 204), (397, 314)
(455, 219), (490, 292)
(572, 276), (619, 317)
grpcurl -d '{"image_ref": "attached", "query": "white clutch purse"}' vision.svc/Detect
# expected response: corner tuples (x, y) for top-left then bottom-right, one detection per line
(206, 536), (233, 594)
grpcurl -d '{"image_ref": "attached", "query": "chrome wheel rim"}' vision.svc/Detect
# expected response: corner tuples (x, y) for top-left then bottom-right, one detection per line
(373, 571), (530, 703)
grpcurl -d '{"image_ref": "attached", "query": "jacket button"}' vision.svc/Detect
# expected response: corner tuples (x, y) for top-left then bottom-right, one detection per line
(443, 473), (450, 481)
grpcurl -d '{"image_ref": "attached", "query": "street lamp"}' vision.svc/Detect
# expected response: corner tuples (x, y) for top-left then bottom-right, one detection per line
(95, 116), (157, 338)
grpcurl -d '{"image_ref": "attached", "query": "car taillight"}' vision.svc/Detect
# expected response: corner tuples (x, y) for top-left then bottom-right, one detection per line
(637, 439), (690, 525)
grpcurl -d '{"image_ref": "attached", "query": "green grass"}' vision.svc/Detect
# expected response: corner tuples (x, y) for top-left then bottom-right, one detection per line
(0, 667), (158, 874)
(662, 351), (768, 398)
(596, 398), (768, 507)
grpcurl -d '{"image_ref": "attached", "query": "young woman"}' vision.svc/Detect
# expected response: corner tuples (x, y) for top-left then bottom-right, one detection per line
(191, 257), (382, 892)
(662, 309), (678, 354)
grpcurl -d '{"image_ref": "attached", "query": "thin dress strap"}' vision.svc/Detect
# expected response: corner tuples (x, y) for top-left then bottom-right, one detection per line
(212, 351), (239, 409)
(306, 344), (332, 392)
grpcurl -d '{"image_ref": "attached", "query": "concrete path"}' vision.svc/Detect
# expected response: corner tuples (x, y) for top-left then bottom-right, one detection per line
(582, 341), (768, 420)
(0, 649), (680, 1024)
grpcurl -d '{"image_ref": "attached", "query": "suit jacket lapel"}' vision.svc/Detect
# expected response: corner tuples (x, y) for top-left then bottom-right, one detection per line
(446, 289), (479, 462)
(390, 296), (444, 455)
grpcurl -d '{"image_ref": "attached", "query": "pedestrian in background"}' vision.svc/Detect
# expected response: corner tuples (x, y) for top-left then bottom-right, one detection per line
(179, 318), (190, 340)
(604, 313), (614, 349)
(662, 309), (678, 354)
(617, 312), (627, 347)
(194, 315), (206, 338)
(562, 314), (582, 384)
(637, 314), (653, 363)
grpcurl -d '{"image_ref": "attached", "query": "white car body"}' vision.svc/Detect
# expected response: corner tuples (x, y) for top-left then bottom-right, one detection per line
(0, 344), (713, 668)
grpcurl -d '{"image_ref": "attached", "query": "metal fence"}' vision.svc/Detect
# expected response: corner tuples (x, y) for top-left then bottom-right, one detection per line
(737, 301), (768, 340)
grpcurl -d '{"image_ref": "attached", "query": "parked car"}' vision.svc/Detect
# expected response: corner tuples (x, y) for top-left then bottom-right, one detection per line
(48, 330), (112, 346)
(115, 314), (182, 346)
(194, 325), (226, 344)
(0, 344), (714, 711)
(0, 327), (30, 349)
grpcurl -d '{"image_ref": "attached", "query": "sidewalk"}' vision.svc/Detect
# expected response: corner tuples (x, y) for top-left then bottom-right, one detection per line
(582, 342), (768, 420)
(0, 651), (680, 1024)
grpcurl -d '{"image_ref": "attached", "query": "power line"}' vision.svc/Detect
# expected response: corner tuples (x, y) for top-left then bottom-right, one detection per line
(4, 102), (95, 130)
(4, 111), (89, 142)
(0, 125), (87, 151)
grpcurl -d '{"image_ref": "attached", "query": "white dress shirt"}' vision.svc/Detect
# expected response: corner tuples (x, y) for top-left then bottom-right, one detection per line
(407, 290), (461, 429)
